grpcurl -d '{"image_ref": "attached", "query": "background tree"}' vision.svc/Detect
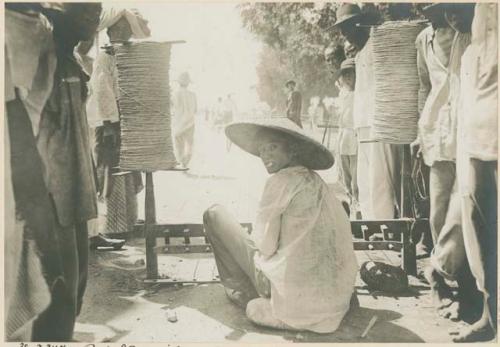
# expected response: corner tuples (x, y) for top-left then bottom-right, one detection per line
(240, 2), (342, 111)
(239, 2), (424, 111)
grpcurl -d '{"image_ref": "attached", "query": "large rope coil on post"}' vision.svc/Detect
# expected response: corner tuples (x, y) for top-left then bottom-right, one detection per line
(371, 21), (426, 144)
(115, 41), (177, 171)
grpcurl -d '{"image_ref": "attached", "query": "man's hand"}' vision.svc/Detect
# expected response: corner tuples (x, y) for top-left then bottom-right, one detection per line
(103, 45), (115, 56)
(255, 268), (271, 298)
(410, 139), (422, 159)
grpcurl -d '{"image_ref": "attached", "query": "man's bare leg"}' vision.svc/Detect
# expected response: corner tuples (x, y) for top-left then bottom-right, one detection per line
(424, 266), (453, 311)
(450, 294), (496, 342)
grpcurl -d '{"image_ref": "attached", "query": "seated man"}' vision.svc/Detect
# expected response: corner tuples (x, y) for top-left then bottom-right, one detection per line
(203, 117), (358, 333)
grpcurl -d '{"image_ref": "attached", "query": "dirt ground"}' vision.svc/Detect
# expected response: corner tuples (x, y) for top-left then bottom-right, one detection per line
(76, 119), (468, 343)
(77, 241), (463, 343)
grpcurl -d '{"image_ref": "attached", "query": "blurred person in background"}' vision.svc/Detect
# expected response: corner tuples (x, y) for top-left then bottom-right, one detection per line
(285, 80), (302, 128)
(212, 96), (225, 132)
(223, 94), (237, 151)
(172, 72), (198, 166)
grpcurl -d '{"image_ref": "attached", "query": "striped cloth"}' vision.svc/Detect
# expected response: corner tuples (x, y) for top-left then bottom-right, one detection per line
(105, 174), (138, 234)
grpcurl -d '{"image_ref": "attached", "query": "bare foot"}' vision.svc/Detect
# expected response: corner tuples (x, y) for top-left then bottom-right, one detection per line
(439, 301), (460, 321)
(450, 318), (496, 342)
(424, 266), (453, 310)
(246, 298), (300, 331)
(416, 243), (431, 257)
(224, 288), (251, 309)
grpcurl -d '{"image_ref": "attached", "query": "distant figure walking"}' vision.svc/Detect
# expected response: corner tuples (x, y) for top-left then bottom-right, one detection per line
(223, 94), (237, 125)
(285, 80), (302, 128)
(223, 94), (237, 151)
(212, 97), (225, 132)
(173, 72), (197, 168)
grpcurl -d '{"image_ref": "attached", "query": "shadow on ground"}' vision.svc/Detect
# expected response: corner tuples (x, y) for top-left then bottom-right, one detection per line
(147, 284), (425, 342)
(77, 240), (462, 343)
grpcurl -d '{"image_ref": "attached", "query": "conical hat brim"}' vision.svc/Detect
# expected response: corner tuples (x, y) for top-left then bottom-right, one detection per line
(225, 119), (334, 170)
(332, 13), (361, 27)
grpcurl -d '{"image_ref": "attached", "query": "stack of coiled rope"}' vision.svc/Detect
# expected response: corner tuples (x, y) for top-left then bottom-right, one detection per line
(115, 41), (177, 171)
(371, 21), (426, 144)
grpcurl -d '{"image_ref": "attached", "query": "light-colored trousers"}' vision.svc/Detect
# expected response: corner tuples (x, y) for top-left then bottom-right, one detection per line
(340, 154), (359, 202)
(174, 126), (195, 167)
(357, 136), (371, 218)
(356, 128), (400, 219)
(203, 205), (270, 299)
(429, 161), (466, 280)
(203, 205), (300, 330)
(460, 158), (497, 328)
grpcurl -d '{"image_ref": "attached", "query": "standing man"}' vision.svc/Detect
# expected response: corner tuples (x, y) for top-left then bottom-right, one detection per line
(411, 4), (453, 256)
(333, 3), (401, 220)
(32, 3), (102, 341)
(454, 3), (497, 343)
(223, 94), (237, 125)
(5, 3), (60, 340)
(213, 96), (225, 132)
(173, 72), (197, 168)
(336, 58), (359, 216)
(414, 3), (479, 322)
(223, 94), (237, 151)
(413, 3), (455, 259)
(285, 80), (302, 128)
(86, 7), (149, 242)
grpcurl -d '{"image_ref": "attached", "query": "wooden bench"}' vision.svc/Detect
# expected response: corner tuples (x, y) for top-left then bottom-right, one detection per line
(138, 218), (427, 281)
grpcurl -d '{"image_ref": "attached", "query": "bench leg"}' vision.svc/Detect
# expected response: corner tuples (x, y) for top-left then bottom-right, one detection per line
(145, 172), (158, 279)
(402, 224), (417, 276)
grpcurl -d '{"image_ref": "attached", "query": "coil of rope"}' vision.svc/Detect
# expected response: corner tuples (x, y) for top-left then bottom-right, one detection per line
(115, 41), (178, 171)
(371, 21), (426, 145)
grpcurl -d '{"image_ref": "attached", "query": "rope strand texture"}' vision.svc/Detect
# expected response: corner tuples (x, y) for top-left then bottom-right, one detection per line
(371, 21), (426, 145)
(115, 41), (178, 171)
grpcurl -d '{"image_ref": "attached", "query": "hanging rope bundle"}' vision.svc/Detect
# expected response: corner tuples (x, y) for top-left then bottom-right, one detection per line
(115, 41), (177, 171)
(371, 21), (426, 144)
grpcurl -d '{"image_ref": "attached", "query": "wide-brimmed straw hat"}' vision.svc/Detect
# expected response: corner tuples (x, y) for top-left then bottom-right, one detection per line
(421, 3), (445, 17)
(332, 3), (362, 27)
(225, 117), (334, 170)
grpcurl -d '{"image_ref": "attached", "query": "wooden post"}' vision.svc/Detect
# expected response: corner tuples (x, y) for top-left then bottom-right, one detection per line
(400, 145), (413, 218)
(145, 172), (158, 279)
(402, 222), (417, 276)
(400, 145), (417, 275)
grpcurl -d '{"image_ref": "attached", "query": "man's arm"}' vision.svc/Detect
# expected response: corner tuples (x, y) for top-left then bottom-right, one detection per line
(252, 216), (281, 258)
(252, 173), (296, 258)
(416, 35), (431, 116)
(94, 54), (120, 123)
